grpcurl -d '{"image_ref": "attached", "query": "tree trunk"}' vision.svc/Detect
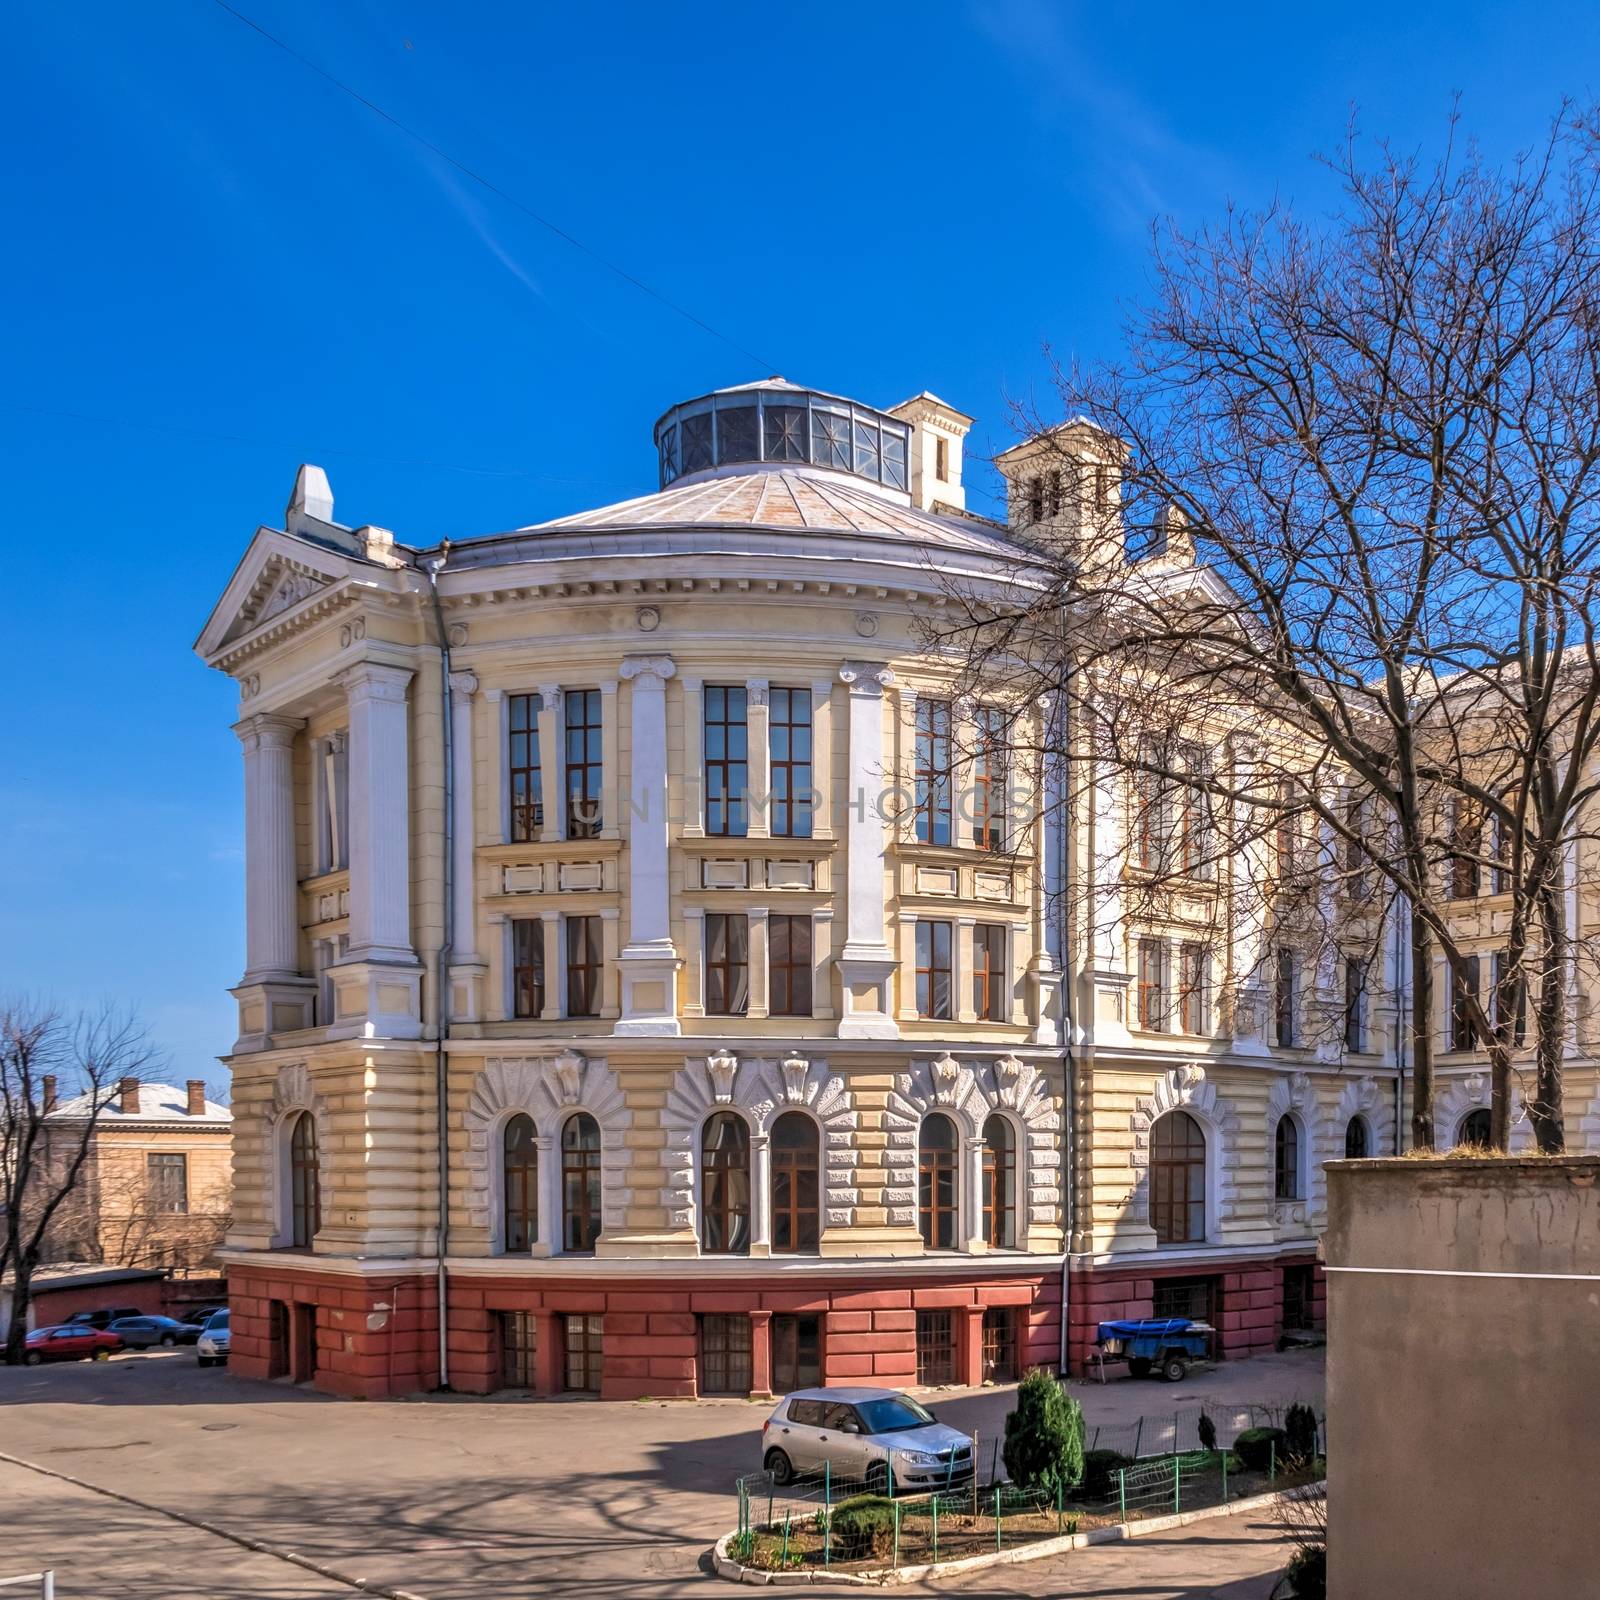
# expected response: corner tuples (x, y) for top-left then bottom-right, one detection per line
(1531, 879), (1568, 1153)
(1410, 913), (1435, 1150)
(4, 1262), (33, 1367)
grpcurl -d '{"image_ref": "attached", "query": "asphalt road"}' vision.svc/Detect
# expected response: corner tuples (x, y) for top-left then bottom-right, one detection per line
(0, 1347), (1322, 1598)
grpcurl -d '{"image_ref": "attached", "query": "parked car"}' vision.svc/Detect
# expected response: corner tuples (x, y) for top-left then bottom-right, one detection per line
(22, 1325), (123, 1365)
(761, 1387), (975, 1494)
(180, 1305), (227, 1328)
(196, 1309), (230, 1367)
(61, 1306), (143, 1330)
(106, 1315), (205, 1349)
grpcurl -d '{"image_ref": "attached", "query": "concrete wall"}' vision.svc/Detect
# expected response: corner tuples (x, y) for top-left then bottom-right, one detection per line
(1325, 1157), (1600, 1600)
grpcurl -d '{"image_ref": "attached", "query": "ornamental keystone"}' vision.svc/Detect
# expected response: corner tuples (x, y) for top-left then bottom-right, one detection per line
(549, 1049), (585, 1105)
(706, 1048), (739, 1103)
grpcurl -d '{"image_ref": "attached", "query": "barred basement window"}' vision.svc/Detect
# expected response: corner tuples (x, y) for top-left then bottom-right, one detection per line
(1152, 1276), (1215, 1323)
(563, 1313), (602, 1393)
(981, 1306), (1018, 1383)
(699, 1313), (752, 1395)
(916, 1309), (956, 1386)
(499, 1311), (537, 1388)
(147, 1152), (188, 1215)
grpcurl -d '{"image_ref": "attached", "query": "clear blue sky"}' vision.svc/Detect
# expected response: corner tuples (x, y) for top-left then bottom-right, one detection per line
(4, 1), (1596, 1086)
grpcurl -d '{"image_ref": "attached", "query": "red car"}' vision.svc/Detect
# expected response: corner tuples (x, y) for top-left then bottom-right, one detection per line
(22, 1324), (123, 1365)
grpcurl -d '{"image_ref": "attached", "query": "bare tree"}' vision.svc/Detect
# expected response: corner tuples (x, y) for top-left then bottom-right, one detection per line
(0, 1001), (160, 1363)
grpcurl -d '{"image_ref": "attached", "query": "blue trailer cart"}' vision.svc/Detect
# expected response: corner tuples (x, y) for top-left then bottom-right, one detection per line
(1094, 1318), (1215, 1383)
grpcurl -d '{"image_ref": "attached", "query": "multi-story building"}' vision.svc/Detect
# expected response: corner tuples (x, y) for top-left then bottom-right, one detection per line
(195, 378), (1398, 1400)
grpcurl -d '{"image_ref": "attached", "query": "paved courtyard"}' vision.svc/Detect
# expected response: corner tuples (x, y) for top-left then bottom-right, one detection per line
(0, 1347), (1322, 1598)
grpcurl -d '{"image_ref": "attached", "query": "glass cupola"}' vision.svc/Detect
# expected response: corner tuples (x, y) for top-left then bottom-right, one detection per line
(653, 380), (911, 494)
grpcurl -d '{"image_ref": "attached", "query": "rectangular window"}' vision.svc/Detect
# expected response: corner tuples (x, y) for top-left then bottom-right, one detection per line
(1135, 736), (1172, 870)
(564, 689), (603, 839)
(973, 706), (1007, 851)
(1492, 950), (1526, 1044)
(1138, 937), (1170, 1031)
(915, 1309), (956, 1387)
(563, 1313), (603, 1394)
(566, 915), (602, 1018)
(768, 914), (813, 1017)
(770, 1314), (821, 1392)
(1274, 783), (1299, 881)
(704, 686), (749, 837)
(980, 1306), (1018, 1384)
(1176, 744), (1211, 877)
(1344, 793), (1371, 899)
(317, 732), (349, 873)
(1274, 948), (1298, 1047)
(914, 700), (953, 845)
(1344, 956), (1366, 1052)
(147, 1152), (188, 1215)
(1449, 798), (1483, 899)
(499, 1311), (537, 1389)
(1178, 943), (1209, 1035)
(508, 693), (543, 842)
(769, 687), (814, 839)
(1152, 1276), (1215, 1323)
(699, 1313), (753, 1396)
(915, 921), (954, 1019)
(974, 924), (1007, 1022)
(1026, 475), (1044, 523)
(934, 435), (949, 482)
(1450, 953), (1481, 1052)
(512, 919), (545, 1019)
(705, 913), (750, 1016)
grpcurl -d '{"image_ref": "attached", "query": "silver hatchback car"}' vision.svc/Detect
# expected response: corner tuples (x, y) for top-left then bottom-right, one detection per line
(761, 1387), (975, 1494)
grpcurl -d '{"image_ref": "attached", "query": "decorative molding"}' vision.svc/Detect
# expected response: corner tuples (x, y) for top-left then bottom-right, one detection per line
(257, 568), (326, 624)
(1434, 1071), (1533, 1151)
(263, 1062), (333, 1245)
(838, 661), (895, 691)
(1266, 1071), (1320, 1230)
(1129, 1064), (1242, 1231)
(618, 654), (676, 683)
(705, 1047), (739, 1103)
(635, 605), (661, 632)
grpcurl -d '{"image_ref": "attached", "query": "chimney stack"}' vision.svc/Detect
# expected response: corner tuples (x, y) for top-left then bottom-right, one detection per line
(119, 1077), (141, 1115)
(41, 1075), (57, 1115)
(186, 1079), (207, 1117)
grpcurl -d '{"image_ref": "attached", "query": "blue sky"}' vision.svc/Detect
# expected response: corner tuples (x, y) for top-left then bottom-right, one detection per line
(4, 1), (1597, 1086)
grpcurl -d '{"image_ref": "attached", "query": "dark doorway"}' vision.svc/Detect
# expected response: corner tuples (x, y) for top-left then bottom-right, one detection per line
(266, 1300), (289, 1380)
(563, 1313), (602, 1393)
(1282, 1264), (1315, 1330)
(699, 1314), (753, 1395)
(290, 1302), (318, 1384)
(771, 1314), (821, 1392)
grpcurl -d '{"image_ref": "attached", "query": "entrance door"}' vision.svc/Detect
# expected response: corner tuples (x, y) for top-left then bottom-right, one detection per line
(1282, 1265), (1314, 1329)
(563, 1314), (603, 1393)
(771, 1314), (820, 1393)
(290, 1302), (318, 1384)
(700, 1314), (752, 1395)
(266, 1301), (289, 1380)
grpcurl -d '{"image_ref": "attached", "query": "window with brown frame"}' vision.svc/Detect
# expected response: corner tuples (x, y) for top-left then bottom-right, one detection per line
(915, 700), (953, 845)
(705, 913), (750, 1016)
(1274, 947), (1298, 1047)
(1274, 1115), (1302, 1200)
(981, 1306), (1018, 1383)
(288, 1111), (320, 1249)
(1492, 950), (1526, 1044)
(916, 1309), (956, 1385)
(1176, 745), (1211, 876)
(771, 1314), (821, 1391)
(1178, 943), (1209, 1035)
(564, 689), (603, 838)
(147, 1152), (187, 1215)
(771, 1111), (820, 1253)
(1344, 956), (1366, 1052)
(508, 692), (543, 842)
(563, 1313), (602, 1392)
(1026, 475), (1044, 523)
(700, 1112), (751, 1255)
(769, 687), (814, 839)
(1149, 1110), (1205, 1245)
(916, 921), (953, 1019)
(561, 1113), (602, 1252)
(1134, 736), (1174, 870)
(768, 914), (812, 1017)
(918, 1114), (959, 1250)
(512, 919), (545, 1019)
(1138, 937), (1170, 1031)
(972, 706), (1007, 851)
(1449, 797), (1484, 899)
(500, 1311), (537, 1388)
(704, 686), (749, 837)
(501, 1113), (537, 1253)
(1450, 953), (1480, 1051)
(981, 1114), (1016, 1249)
(699, 1313), (753, 1395)
(566, 915), (602, 1018)
(973, 924), (1006, 1021)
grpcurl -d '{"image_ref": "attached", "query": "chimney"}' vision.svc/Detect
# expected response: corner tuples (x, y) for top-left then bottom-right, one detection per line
(119, 1077), (141, 1115)
(186, 1079), (207, 1117)
(886, 393), (974, 513)
(41, 1075), (57, 1115)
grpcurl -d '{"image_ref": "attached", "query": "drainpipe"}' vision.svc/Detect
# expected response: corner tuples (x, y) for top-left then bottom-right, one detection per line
(1052, 663), (1075, 1380)
(1393, 895), (1408, 1155)
(424, 548), (455, 1390)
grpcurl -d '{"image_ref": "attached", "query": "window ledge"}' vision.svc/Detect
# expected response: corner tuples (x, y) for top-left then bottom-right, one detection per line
(678, 835), (837, 855)
(478, 838), (623, 863)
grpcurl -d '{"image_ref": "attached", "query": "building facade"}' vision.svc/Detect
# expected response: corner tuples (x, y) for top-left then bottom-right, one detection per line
(195, 378), (1421, 1400)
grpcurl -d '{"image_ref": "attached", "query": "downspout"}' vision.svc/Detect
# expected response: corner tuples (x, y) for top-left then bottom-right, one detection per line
(1052, 655), (1075, 1379)
(1393, 895), (1408, 1155)
(424, 548), (455, 1390)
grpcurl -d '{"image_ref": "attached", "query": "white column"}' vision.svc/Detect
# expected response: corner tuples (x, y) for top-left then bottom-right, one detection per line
(536, 685), (563, 842)
(599, 679), (620, 840)
(484, 688), (508, 843)
(746, 680), (770, 839)
(750, 1133), (773, 1257)
(955, 915), (977, 1023)
(449, 672), (480, 966)
(963, 1134), (987, 1253)
(340, 662), (417, 965)
(811, 908), (834, 1019)
(682, 908), (706, 1017)
(809, 678), (834, 839)
(747, 906), (770, 1020)
(236, 712), (304, 981)
(540, 911), (561, 1021)
(1031, 711), (1065, 1046)
(534, 1135), (557, 1257)
(836, 661), (899, 1038)
(680, 677), (705, 838)
(897, 684), (921, 844)
(616, 652), (681, 1035)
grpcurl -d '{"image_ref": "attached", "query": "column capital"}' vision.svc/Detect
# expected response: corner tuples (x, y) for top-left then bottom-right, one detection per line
(537, 683), (562, 706)
(337, 660), (413, 704)
(233, 712), (304, 749)
(746, 678), (769, 705)
(839, 661), (895, 693)
(448, 669), (479, 699)
(619, 654), (676, 684)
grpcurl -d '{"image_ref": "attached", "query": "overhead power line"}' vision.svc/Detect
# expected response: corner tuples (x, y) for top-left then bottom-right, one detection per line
(209, 1), (780, 373)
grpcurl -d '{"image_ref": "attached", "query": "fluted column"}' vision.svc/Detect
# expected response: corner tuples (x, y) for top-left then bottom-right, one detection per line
(237, 713), (304, 982)
(341, 661), (416, 965)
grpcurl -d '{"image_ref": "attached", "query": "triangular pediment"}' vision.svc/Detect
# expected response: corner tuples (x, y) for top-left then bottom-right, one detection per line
(194, 529), (363, 664)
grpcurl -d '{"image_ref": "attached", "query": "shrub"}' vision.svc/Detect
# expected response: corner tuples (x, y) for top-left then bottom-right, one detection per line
(1076, 1449), (1132, 1500)
(1234, 1426), (1288, 1473)
(1284, 1404), (1318, 1466)
(830, 1494), (895, 1561)
(1283, 1546), (1326, 1599)
(1001, 1370), (1086, 1497)
(1197, 1411), (1217, 1453)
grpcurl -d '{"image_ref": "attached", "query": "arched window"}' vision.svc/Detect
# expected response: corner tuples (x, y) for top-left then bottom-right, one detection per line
(981, 1114), (1017, 1249)
(1344, 1116), (1369, 1160)
(701, 1112), (751, 1255)
(502, 1113), (538, 1253)
(1458, 1108), (1492, 1149)
(918, 1113), (959, 1250)
(561, 1113), (602, 1252)
(771, 1111), (819, 1253)
(289, 1111), (320, 1249)
(1274, 1115), (1302, 1200)
(1149, 1111), (1205, 1244)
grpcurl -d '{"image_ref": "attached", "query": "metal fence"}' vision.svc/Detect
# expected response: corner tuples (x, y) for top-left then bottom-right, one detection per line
(730, 1395), (1324, 1575)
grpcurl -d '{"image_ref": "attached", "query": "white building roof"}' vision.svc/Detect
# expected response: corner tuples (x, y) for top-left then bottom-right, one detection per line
(46, 1083), (232, 1127)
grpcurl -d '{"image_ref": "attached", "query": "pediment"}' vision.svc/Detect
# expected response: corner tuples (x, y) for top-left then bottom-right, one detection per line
(194, 529), (362, 665)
